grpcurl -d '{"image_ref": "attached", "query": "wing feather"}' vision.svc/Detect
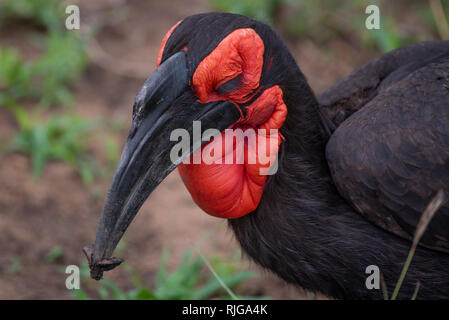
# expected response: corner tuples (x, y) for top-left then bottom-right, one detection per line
(325, 51), (449, 252)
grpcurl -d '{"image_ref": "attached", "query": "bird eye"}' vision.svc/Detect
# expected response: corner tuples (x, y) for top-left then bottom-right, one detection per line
(215, 75), (242, 94)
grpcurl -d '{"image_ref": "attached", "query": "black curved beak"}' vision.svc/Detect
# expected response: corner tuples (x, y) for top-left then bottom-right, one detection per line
(84, 52), (240, 280)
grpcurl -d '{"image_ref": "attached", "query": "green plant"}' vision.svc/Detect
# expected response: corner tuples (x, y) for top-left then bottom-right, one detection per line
(0, 36), (88, 107)
(0, 0), (88, 107)
(428, 0), (449, 39)
(31, 33), (88, 107)
(153, 248), (254, 299)
(75, 248), (260, 300)
(10, 106), (99, 183)
(0, 0), (101, 183)
(210, 0), (443, 53)
(104, 137), (120, 169)
(278, 0), (350, 40)
(45, 246), (64, 262)
(0, 48), (33, 104)
(360, 15), (419, 53)
(211, 0), (281, 24)
(0, 0), (64, 33)
(7, 259), (22, 274)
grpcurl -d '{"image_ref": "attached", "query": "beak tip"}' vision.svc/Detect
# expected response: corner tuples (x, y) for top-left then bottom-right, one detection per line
(83, 245), (124, 280)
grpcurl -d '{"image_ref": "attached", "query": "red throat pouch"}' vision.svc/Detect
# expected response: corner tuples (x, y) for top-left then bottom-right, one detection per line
(178, 86), (287, 218)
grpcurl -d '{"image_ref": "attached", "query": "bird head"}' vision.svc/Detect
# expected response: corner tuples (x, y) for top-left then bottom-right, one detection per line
(87, 13), (309, 279)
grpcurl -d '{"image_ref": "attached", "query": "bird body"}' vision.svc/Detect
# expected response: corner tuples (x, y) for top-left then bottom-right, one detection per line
(87, 13), (449, 299)
(230, 39), (449, 299)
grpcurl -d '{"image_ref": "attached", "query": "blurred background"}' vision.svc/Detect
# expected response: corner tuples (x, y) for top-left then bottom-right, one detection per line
(0, 0), (447, 300)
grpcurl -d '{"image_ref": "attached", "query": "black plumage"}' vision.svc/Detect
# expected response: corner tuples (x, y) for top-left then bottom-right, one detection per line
(90, 13), (449, 299)
(320, 42), (449, 252)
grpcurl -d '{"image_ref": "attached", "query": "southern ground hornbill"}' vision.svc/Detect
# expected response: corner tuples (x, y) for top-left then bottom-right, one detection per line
(84, 13), (449, 299)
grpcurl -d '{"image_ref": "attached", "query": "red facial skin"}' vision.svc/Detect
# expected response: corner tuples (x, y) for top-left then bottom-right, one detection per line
(192, 28), (264, 104)
(157, 20), (182, 67)
(157, 27), (287, 219)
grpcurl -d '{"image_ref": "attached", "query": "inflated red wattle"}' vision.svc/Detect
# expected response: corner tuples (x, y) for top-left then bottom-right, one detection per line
(178, 86), (287, 219)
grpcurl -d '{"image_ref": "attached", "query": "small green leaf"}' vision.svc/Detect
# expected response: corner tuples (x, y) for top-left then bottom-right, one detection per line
(45, 246), (64, 262)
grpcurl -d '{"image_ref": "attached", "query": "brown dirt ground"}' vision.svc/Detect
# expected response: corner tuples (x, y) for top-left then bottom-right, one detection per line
(0, 0), (376, 299)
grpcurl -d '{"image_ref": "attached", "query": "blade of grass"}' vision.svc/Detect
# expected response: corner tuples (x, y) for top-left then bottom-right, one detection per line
(99, 279), (127, 300)
(429, 0), (449, 40)
(391, 190), (445, 300)
(380, 273), (389, 300)
(411, 281), (420, 300)
(155, 248), (169, 288)
(198, 252), (239, 300)
(194, 271), (255, 300)
(73, 289), (90, 300)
